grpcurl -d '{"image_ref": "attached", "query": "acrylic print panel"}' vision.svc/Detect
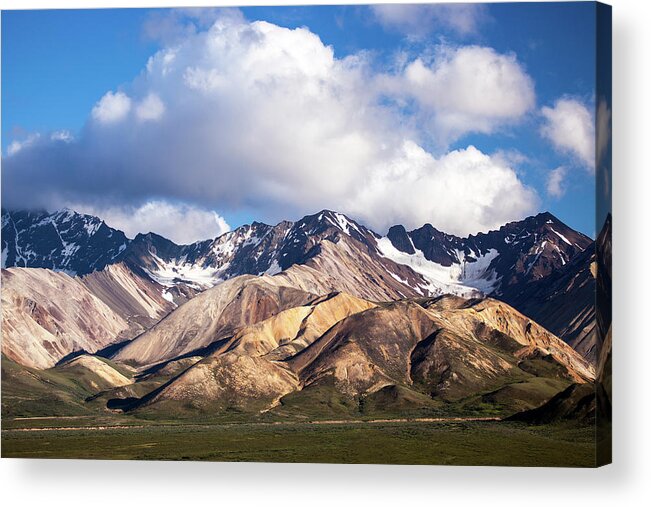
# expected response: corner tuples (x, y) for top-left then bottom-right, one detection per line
(1, 2), (611, 466)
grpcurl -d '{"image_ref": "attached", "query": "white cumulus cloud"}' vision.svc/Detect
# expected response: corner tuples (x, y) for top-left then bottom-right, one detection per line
(395, 46), (536, 145)
(546, 166), (567, 198)
(3, 14), (540, 237)
(541, 97), (595, 171)
(348, 142), (538, 235)
(73, 200), (230, 244)
(50, 130), (73, 142)
(91, 91), (132, 124)
(6, 133), (40, 156)
(371, 4), (487, 38)
(136, 93), (166, 121)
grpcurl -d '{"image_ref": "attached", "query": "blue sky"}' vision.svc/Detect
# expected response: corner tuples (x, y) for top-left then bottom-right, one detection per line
(2, 4), (601, 241)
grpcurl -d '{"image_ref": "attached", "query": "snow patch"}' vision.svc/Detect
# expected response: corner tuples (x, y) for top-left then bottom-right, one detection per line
(144, 251), (225, 289)
(552, 244), (567, 265)
(263, 259), (282, 276)
(388, 271), (411, 286)
(83, 218), (102, 236)
(549, 227), (572, 246)
(61, 242), (80, 260)
(376, 237), (500, 297)
(333, 213), (349, 234)
(525, 240), (548, 275)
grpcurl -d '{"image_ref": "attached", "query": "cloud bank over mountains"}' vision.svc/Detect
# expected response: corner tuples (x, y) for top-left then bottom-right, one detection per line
(72, 200), (230, 244)
(2, 10), (593, 241)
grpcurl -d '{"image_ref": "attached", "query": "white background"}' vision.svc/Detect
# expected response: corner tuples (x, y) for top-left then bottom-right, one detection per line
(1, 0), (649, 505)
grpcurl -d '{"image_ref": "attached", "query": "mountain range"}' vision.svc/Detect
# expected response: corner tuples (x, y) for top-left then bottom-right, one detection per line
(2, 207), (592, 299)
(1, 207), (602, 421)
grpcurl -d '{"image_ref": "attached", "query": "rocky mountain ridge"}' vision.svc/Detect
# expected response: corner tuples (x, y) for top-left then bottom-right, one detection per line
(2, 208), (593, 301)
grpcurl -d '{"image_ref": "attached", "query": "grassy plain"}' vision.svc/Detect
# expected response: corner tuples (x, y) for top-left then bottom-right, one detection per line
(1, 418), (597, 467)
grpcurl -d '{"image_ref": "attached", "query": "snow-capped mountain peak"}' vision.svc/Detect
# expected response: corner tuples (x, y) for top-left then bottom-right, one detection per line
(1, 208), (128, 275)
(380, 211), (592, 299)
(2, 207), (592, 305)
